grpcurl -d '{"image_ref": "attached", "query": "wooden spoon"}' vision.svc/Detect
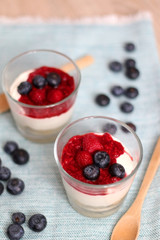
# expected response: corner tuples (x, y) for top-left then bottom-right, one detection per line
(111, 137), (160, 240)
(0, 55), (94, 114)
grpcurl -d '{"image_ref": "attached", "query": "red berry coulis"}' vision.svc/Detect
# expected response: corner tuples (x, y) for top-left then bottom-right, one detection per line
(62, 132), (130, 185)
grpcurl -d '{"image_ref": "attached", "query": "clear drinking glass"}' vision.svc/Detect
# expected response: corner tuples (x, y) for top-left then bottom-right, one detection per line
(2, 49), (81, 143)
(54, 116), (143, 218)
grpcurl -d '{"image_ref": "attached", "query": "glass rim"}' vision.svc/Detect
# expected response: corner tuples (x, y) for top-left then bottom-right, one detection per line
(2, 49), (81, 109)
(54, 115), (143, 189)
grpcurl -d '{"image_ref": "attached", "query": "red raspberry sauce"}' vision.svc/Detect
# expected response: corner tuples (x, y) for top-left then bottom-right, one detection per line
(18, 66), (75, 118)
(62, 132), (126, 185)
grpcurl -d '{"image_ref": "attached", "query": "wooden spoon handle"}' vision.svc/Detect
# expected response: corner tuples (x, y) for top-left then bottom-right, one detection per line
(0, 55), (94, 114)
(129, 137), (160, 215)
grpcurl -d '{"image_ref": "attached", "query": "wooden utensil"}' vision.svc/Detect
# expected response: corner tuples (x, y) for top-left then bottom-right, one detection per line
(111, 137), (160, 240)
(0, 55), (94, 114)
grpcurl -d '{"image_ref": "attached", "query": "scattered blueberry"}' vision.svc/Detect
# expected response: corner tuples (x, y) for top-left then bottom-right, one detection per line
(0, 182), (4, 195)
(124, 43), (135, 52)
(12, 149), (29, 165)
(0, 166), (11, 181)
(12, 212), (26, 225)
(120, 102), (134, 113)
(17, 81), (32, 95)
(93, 151), (110, 168)
(7, 178), (25, 195)
(103, 123), (117, 135)
(28, 214), (47, 232)
(7, 223), (24, 240)
(124, 87), (139, 99)
(109, 163), (125, 178)
(33, 75), (46, 89)
(3, 141), (19, 155)
(95, 94), (110, 106)
(126, 67), (140, 80)
(83, 164), (100, 180)
(125, 59), (136, 68)
(126, 122), (136, 132)
(46, 72), (61, 87)
(111, 85), (124, 97)
(109, 61), (122, 72)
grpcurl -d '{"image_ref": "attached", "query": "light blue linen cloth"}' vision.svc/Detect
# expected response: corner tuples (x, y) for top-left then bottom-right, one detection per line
(0, 15), (160, 239)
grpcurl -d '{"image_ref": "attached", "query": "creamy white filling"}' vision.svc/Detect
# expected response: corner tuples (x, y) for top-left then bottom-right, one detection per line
(10, 70), (74, 131)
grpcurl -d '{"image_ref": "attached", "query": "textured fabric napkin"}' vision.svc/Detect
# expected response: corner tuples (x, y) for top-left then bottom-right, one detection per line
(0, 13), (160, 240)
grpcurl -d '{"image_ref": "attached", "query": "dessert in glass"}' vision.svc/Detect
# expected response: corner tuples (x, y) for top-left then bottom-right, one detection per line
(54, 116), (143, 218)
(2, 50), (81, 142)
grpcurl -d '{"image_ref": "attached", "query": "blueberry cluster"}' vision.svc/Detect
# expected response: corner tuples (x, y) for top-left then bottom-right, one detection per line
(7, 212), (47, 240)
(83, 151), (125, 180)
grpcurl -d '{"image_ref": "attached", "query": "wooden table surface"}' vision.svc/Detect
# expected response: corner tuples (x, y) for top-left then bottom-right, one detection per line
(1, 0), (160, 53)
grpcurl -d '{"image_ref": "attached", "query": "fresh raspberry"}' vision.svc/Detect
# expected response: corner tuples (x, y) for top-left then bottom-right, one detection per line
(47, 89), (63, 103)
(82, 133), (103, 154)
(75, 151), (93, 168)
(29, 88), (46, 105)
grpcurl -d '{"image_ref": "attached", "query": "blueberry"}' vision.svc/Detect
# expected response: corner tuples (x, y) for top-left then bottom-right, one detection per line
(0, 182), (4, 195)
(125, 59), (136, 68)
(7, 223), (24, 240)
(109, 163), (125, 178)
(0, 166), (11, 181)
(126, 67), (140, 80)
(124, 43), (135, 52)
(12, 149), (29, 165)
(109, 61), (122, 72)
(3, 141), (19, 155)
(125, 122), (136, 132)
(124, 87), (139, 99)
(120, 102), (134, 113)
(33, 75), (46, 88)
(95, 94), (110, 106)
(46, 72), (61, 87)
(17, 81), (32, 95)
(83, 164), (100, 180)
(93, 151), (110, 168)
(28, 214), (47, 232)
(103, 123), (117, 135)
(7, 178), (25, 195)
(111, 85), (124, 97)
(12, 212), (26, 225)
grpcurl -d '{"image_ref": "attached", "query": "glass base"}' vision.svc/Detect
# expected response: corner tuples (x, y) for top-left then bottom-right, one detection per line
(67, 196), (126, 218)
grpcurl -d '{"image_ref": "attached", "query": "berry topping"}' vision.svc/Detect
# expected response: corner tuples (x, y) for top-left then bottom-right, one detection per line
(29, 88), (46, 105)
(124, 87), (139, 99)
(75, 151), (93, 168)
(120, 102), (134, 113)
(83, 164), (100, 180)
(111, 85), (124, 97)
(4, 141), (19, 155)
(93, 151), (110, 168)
(7, 223), (24, 240)
(46, 72), (61, 87)
(17, 81), (32, 95)
(109, 163), (125, 178)
(126, 67), (140, 80)
(12, 149), (29, 165)
(7, 178), (25, 195)
(0, 166), (11, 181)
(32, 75), (46, 88)
(102, 123), (117, 135)
(109, 61), (122, 72)
(125, 59), (136, 68)
(124, 42), (135, 52)
(82, 134), (103, 154)
(47, 89), (63, 104)
(28, 214), (47, 232)
(0, 182), (4, 195)
(95, 94), (110, 106)
(12, 212), (26, 225)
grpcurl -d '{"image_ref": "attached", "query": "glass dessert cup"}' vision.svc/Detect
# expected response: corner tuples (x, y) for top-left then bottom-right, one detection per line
(54, 116), (143, 218)
(2, 50), (81, 143)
